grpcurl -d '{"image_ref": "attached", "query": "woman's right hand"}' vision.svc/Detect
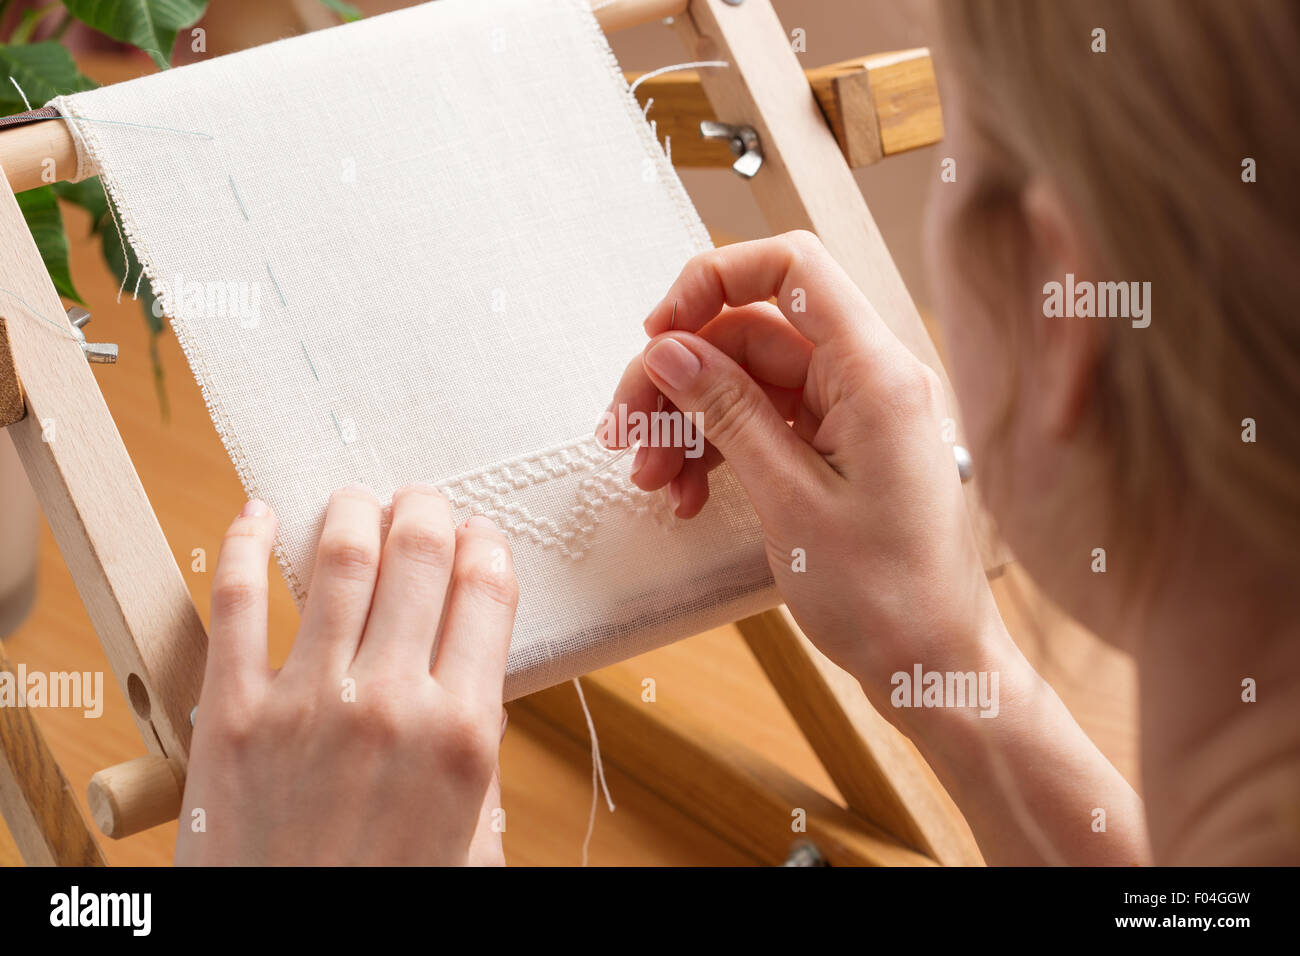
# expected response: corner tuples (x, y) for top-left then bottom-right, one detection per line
(606, 234), (1154, 866)
(603, 231), (1010, 726)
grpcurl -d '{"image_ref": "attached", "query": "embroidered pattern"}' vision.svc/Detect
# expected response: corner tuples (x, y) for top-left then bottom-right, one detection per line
(438, 438), (676, 559)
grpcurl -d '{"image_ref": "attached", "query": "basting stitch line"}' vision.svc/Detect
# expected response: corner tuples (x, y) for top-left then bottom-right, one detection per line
(264, 262), (287, 307)
(223, 171), (337, 444)
(50, 93), (311, 599)
(301, 341), (320, 380)
(227, 175), (250, 220)
(329, 409), (350, 443)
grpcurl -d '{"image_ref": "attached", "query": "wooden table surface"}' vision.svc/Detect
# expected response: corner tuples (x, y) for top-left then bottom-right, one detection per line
(0, 56), (1139, 868)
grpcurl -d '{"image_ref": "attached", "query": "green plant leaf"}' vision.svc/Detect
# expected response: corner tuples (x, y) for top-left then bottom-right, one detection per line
(62, 0), (208, 70)
(318, 0), (362, 23)
(0, 41), (96, 115)
(17, 184), (82, 303)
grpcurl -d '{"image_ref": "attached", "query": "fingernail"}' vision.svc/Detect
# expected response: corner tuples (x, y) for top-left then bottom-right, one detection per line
(501, 709), (509, 741)
(644, 338), (700, 391)
(630, 444), (649, 477)
(668, 480), (681, 514)
(467, 515), (497, 531)
(643, 299), (666, 334)
(241, 499), (268, 518)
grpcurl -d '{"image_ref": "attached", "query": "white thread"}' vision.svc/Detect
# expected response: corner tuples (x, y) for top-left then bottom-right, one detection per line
(574, 676), (615, 866)
(48, 103), (215, 302)
(634, 65), (727, 164)
(628, 60), (730, 97)
(57, 114), (212, 140)
(0, 287), (81, 343)
(589, 299), (675, 478)
(8, 77), (32, 111)
(590, 442), (634, 477)
(94, 175), (132, 303)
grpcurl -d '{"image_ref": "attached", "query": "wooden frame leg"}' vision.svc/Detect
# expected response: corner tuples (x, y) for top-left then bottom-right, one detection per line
(0, 165), (207, 842)
(739, 608), (982, 865)
(0, 639), (105, 865)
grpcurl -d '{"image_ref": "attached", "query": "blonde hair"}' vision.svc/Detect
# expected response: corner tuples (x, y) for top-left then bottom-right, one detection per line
(939, 0), (1300, 566)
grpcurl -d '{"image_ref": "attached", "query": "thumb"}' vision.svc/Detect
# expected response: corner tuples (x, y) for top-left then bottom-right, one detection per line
(641, 332), (825, 516)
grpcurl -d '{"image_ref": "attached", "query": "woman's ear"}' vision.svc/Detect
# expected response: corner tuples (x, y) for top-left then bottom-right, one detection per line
(1021, 177), (1110, 441)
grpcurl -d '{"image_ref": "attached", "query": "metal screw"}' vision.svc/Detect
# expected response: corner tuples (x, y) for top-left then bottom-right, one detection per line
(65, 306), (118, 364)
(782, 839), (829, 867)
(699, 120), (763, 178)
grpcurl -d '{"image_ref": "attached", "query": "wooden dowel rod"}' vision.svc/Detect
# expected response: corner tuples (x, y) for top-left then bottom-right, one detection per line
(0, 1), (690, 195)
(593, 0), (688, 33)
(0, 49), (942, 195)
(86, 754), (184, 840)
(0, 121), (80, 194)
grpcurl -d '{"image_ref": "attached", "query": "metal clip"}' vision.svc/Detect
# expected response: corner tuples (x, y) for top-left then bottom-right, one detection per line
(700, 120), (763, 178)
(66, 306), (118, 365)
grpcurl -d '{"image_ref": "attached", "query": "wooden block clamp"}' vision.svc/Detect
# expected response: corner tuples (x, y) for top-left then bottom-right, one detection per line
(0, 310), (22, 428)
(629, 48), (944, 170)
(0, 0), (986, 866)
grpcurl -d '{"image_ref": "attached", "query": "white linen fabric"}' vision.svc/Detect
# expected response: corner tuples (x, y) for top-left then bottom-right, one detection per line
(53, 0), (778, 698)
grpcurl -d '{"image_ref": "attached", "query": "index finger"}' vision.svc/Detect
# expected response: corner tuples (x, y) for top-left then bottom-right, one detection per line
(643, 231), (871, 347)
(205, 502), (277, 704)
(431, 517), (517, 707)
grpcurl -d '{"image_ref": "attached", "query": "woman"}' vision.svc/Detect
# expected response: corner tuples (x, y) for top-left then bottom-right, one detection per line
(175, 0), (1299, 865)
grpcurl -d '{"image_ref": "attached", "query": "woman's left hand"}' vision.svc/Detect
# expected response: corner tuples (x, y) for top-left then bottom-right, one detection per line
(175, 485), (516, 866)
